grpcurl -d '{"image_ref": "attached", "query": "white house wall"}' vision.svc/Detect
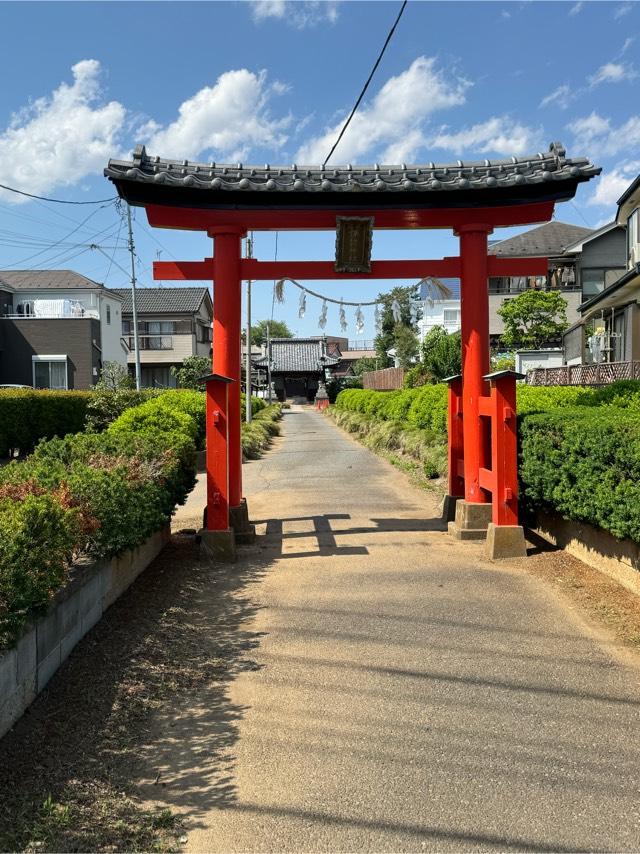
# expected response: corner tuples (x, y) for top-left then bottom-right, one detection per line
(99, 292), (127, 368)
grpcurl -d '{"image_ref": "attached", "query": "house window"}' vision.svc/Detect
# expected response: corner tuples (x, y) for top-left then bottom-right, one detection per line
(581, 268), (625, 297)
(628, 208), (640, 267)
(32, 356), (67, 390)
(443, 309), (459, 325)
(106, 304), (111, 325)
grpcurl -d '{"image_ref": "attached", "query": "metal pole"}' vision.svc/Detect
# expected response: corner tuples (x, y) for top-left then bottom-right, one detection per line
(267, 321), (272, 404)
(126, 204), (142, 391)
(245, 236), (253, 423)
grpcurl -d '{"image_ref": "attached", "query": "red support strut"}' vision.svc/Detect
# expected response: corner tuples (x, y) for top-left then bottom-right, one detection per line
(210, 228), (245, 509)
(457, 224), (492, 504)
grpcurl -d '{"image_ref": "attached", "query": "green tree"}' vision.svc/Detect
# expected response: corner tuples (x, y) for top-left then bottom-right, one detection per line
(352, 356), (381, 376)
(394, 324), (420, 368)
(249, 319), (293, 347)
(170, 356), (212, 389)
(374, 284), (421, 366)
(421, 326), (462, 382)
(96, 361), (134, 390)
(498, 291), (569, 350)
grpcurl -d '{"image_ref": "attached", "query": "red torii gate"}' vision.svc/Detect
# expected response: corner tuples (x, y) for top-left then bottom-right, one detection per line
(105, 142), (599, 560)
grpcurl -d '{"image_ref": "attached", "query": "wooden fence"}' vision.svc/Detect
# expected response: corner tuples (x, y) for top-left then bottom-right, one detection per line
(362, 367), (407, 390)
(527, 361), (640, 386)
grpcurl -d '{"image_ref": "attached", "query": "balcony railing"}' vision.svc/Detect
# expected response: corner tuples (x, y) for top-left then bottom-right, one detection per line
(527, 361), (640, 386)
(127, 335), (173, 351)
(2, 309), (100, 320)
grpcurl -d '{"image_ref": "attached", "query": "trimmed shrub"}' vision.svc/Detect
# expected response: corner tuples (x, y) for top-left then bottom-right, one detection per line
(519, 407), (640, 542)
(0, 390), (92, 457)
(0, 491), (81, 648)
(335, 386), (448, 434)
(242, 404), (283, 459)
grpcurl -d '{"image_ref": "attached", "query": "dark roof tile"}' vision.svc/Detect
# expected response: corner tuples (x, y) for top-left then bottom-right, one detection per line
(488, 221), (592, 257)
(110, 286), (210, 314)
(254, 338), (339, 373)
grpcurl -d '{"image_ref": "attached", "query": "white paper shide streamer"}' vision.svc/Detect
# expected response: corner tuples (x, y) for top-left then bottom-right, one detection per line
(355, 305), (365, 335)
(391, 298), (402, 323)
(339, 300), (347, 332)
(298, 290), (306, 318)
(319, 299), (328, 330)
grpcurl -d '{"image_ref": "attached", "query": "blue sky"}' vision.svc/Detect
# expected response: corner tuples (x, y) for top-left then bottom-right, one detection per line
(0, 0), (638, 338)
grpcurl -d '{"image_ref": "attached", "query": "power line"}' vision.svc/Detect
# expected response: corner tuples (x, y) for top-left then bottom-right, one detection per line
(1, 203), (117, 269)
(0, 182), (118, 205)
(322, 0), (408, 167)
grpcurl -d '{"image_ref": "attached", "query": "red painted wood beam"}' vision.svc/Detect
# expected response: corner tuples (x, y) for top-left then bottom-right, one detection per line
(145, 201), (556, 232)
(153, 256), (548, 282)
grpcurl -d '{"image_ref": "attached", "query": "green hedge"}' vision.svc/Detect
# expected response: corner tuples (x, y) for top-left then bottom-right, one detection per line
(336, 381), (640, 545)
(0, 392), (199, 649)
(0, 390), (92, 457)
(335, 387), (448, 434)
(242, 404), (283, 459)
(519, 407), (640, 542)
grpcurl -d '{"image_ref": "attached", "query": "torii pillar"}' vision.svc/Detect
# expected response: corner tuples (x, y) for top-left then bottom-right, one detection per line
(209, 227), (256, 544)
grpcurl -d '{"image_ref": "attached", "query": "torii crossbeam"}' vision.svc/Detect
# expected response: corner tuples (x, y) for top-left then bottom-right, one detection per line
(105, 142), (600, 559)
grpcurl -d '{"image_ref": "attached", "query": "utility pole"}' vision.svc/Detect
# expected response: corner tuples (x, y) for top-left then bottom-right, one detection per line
(267, 321), (273, 405)
(245, 235), (253, 423)
(126, 204), (142, 391)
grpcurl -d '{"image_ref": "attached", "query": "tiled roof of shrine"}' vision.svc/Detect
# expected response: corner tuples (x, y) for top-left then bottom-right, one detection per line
(105, 143), (599, 203)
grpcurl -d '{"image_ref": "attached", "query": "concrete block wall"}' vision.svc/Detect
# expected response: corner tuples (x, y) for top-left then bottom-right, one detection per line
(0, 525), (170, 740)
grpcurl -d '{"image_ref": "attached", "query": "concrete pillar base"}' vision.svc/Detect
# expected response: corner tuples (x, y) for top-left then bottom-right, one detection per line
(198, 528), (237, 563)
(230, 499), (256, 545)
(441, 494), (461, 523)
(448, 500), (492, 541)
(485, 523), (527, 559)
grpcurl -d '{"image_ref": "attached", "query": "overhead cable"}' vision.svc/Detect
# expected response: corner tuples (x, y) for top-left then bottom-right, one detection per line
(0, 182), (118, 205)
(322, 0), (408, 167)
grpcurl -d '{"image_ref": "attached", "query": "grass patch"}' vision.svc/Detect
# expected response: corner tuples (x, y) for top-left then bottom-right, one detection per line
(242, 404), (283, 460)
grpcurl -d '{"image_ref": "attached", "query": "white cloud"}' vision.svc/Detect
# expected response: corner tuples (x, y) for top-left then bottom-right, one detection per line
(589, 61), (637, 86)
(614, 2), (632, 18)
(429, 116), (542, 156)
(588, 161), (640, 206)
(569, 111), (640, 156)
(568, 1), (583, 15)
(500, 9), (511, 19)
(621, 36), (635, 54)
(250, 0), (339, 28)
(295, 57), (469, 165)
(539, 84), (573, 109)
(146, 69), (290, 161)
(0, 60), (125, 203)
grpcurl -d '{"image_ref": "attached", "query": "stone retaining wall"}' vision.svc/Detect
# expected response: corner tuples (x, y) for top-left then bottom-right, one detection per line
(0, 525), (170, 740)
(533, 510), (640, 596)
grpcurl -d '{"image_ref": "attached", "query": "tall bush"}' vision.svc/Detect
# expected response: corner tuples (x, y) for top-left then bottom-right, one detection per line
(0, 390), (92, 457)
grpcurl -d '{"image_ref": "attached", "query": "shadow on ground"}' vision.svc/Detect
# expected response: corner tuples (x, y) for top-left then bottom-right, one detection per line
(0, 535), (274, 851)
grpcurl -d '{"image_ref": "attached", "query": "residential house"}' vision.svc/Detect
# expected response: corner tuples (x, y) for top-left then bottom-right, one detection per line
(487, 220), (594, 344)
(559, 179), (640, 376)
(111, 286), (213, 388)
(417, 278), (461, 342)
(0, 270), (126, 389)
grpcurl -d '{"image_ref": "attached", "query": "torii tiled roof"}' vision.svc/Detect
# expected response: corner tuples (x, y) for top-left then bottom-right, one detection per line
(110, 286), (210, 314)
(253, 338), (339, 374)
(105, 142), (600, 209)
(488, 221), (592, 257)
